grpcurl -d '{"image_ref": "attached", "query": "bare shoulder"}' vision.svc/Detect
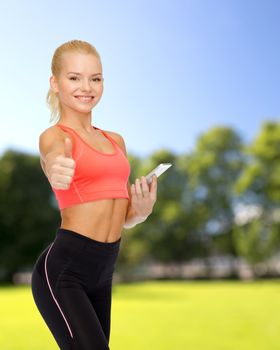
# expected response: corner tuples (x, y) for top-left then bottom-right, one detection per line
(104, 130), (127, 156)
(39, 125), (74, 157)
(40, 125), (74, 143)
(40, 125), (67, 140)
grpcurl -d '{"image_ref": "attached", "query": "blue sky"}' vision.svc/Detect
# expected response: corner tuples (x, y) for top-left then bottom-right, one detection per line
(0, 0), (279, 158)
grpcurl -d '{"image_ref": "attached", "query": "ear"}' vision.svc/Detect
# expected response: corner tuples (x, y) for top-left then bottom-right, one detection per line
(50, 75), (58, 93)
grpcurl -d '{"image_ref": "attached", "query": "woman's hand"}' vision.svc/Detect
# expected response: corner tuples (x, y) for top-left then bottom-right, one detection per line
(45, 138), (76, 190)
(130, 174), (157, 218)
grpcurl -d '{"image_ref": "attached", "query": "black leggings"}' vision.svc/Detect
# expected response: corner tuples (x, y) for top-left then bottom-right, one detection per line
(31, 227), (121, 350)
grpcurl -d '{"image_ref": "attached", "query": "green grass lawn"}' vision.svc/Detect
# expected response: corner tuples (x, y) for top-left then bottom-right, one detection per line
(0, 280), (279, 349)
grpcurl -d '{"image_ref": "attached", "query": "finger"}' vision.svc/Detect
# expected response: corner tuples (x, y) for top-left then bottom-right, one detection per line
(140, 176), (149, 195)
(130, 183), (136, 197)
(51, 163), (75, 176)
(59, 166), (75, 177)
(56, 155), (75, 169)
(151, 174), (157, 189)
(135, 178), (143, 197)
(150, 175), (157, 198)
(52, 181), (69, 190)
(52, 173), (72, 185)
(64, 137), (73, 158)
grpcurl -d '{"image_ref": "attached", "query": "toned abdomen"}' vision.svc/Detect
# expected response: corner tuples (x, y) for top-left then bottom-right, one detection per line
(60, 198), (129, 242)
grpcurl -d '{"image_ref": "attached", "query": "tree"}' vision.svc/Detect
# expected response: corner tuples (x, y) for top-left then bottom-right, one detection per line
(0, 149), (60, 282)
(184, 126), (245, 261)
(233, 121), (280, 268)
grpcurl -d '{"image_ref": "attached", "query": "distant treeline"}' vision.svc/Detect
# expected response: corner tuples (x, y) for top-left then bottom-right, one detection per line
(0, 121), (280, 283)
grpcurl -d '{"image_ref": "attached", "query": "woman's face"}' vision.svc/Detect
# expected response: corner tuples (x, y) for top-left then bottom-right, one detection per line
(50, 52), (104, 115)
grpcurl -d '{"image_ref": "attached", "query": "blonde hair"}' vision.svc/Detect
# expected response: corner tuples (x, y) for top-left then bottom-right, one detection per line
(46, 39), (102, 124)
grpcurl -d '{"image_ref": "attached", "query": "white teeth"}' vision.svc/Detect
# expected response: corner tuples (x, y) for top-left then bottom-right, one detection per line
(75, 96), (93, 101)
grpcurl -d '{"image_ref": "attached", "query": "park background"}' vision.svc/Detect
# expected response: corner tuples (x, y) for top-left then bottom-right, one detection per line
(0, 0), (279, 349)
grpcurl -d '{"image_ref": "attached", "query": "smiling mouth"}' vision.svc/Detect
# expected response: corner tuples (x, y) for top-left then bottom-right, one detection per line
(74, 96), (95, 102)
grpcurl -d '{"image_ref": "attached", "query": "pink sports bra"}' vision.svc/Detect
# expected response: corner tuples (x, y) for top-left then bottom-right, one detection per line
(50, 124), (131, 209)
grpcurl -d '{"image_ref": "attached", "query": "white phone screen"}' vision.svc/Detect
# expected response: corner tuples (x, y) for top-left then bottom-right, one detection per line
(145, 163), (172, 184)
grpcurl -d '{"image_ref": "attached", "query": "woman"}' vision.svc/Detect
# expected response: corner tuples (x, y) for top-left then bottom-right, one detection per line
(31, 39), (157, 350)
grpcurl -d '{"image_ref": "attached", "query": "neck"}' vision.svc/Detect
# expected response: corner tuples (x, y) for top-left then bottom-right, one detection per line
(59, 109), (93, 131)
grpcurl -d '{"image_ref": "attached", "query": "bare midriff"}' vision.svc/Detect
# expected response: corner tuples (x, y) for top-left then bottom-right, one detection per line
(59, 198), (129, 243)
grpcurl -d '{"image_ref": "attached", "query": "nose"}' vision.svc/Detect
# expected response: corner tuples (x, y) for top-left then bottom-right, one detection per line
(81, 78), (91, 92)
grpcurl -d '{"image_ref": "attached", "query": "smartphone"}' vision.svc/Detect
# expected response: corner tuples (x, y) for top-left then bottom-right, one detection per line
(145, 163), (172, 184)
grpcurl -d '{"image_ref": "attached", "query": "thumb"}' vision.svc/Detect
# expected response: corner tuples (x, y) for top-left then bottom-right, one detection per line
(64, 137), (73, 158)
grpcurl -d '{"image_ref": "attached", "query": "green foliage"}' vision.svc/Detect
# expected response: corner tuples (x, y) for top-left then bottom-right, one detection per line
(231, 121), (280, 267)
(180, 126), (245, 259)
(235, 121), (280, 203)
(0, 149), (60, 281)
(233, 220), (280, 265)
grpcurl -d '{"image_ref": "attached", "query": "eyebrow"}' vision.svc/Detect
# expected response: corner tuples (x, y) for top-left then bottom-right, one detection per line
(67, 72), (102, 76)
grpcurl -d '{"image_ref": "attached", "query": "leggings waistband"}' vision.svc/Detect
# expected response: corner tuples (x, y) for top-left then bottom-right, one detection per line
(55, 227), (121, 254)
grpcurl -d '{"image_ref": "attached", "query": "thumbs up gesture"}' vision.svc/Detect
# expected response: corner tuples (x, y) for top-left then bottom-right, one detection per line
(45, 137), (76, 190)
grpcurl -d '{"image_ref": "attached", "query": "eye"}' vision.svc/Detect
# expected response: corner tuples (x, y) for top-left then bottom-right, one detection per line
(69, 76), (102, 82)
